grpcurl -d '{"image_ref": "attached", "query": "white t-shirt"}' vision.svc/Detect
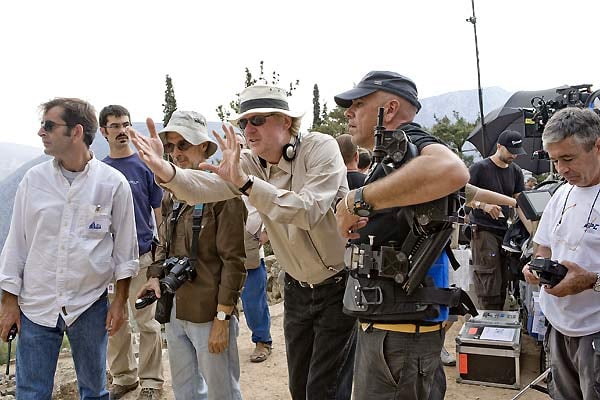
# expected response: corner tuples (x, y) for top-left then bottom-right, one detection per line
(534, 182), (600, 337)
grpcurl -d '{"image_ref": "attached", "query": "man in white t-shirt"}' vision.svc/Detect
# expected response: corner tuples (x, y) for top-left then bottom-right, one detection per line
(523, 107), (600, 400)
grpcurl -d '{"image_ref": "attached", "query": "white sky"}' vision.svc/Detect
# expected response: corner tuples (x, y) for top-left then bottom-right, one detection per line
(2, 0), (598, 148)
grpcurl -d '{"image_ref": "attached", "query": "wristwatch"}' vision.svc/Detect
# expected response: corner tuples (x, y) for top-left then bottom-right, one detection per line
(216, 311), (231, 321)
(353, 187), (374, 217)
(474, 201), (481, 209)
(239, 175), (254, 196)
(593, 273), (600, 292)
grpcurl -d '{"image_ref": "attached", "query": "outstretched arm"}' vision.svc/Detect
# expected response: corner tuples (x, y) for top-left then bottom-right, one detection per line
(129, 118), (175, 183)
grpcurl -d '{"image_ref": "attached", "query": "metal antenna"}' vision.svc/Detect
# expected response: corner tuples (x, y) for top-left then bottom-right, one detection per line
(467, 0), (487, 157)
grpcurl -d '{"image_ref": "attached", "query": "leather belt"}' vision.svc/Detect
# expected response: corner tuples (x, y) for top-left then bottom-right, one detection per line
(290, 270), (346, 289)
(361, 322), (443, 334)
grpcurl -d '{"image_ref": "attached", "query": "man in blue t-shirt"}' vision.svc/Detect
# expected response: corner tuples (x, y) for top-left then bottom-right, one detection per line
(100, 105), (164, 400)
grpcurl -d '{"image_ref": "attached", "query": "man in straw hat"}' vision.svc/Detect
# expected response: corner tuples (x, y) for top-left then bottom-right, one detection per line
(131, 86), (356, 400)
(135, 111), (247, 400)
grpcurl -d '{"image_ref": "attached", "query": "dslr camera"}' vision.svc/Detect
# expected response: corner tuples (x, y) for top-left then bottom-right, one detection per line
(135, 256), (197, 310)
(528, 258), (567, 288)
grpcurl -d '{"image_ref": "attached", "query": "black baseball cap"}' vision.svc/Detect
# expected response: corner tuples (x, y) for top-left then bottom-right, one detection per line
(497, 130), (526, 155)
(334, 71), (422, 112)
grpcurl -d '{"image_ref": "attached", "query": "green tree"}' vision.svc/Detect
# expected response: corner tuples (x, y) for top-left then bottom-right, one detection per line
(312, 105), (347, 137)
(429, 111), (475, 166)
(216, 61), (300, 122)
(162, 74), (177, 126)
(312, 84), (322, 129)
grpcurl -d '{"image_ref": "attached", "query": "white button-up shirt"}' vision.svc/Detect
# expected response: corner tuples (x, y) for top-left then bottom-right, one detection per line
(0, 157), (139, 328)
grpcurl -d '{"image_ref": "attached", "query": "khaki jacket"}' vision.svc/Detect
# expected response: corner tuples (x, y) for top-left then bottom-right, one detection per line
(148, 193), (247, 323)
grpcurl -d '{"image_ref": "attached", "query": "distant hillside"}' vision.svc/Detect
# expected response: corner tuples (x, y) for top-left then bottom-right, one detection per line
(0, 143), (42, 181)
(415, 87), (511, 128)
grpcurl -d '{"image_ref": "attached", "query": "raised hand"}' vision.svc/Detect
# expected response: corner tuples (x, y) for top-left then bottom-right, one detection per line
(198, 124), (247, 187)
(129, 118), (175, 182)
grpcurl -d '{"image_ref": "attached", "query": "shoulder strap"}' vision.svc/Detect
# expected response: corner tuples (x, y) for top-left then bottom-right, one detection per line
(188, 204), (204, 266)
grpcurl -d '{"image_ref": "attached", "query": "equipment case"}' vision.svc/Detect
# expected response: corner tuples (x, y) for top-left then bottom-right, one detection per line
(456, 319), (521, 389)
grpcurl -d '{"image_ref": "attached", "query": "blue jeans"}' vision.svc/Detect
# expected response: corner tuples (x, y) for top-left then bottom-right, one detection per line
(165, 299), (242, 400)
(16, 294), (109, 400)
(283, 272), (357, 400)
(240, 259), (272, 344)
(353, 327), (446, 400)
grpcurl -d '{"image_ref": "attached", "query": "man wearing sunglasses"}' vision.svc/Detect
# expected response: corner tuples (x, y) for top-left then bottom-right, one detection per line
(99, 105), (164, 400)
(0, 98), (138, 399)
(137, 110), (247, 400)
(523, 107), (600, 400)
(131, 85), (356, 400)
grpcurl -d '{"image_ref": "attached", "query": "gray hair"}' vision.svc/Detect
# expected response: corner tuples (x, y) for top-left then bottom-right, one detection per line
(543, 107), (600, 151)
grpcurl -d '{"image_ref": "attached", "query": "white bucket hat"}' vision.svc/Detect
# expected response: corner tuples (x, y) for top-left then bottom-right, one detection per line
(158, 110), (218, 157)
(229, 85), (304, 135)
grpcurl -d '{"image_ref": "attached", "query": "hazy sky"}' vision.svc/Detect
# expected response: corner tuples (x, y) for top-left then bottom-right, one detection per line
(2, 0), (598, 148)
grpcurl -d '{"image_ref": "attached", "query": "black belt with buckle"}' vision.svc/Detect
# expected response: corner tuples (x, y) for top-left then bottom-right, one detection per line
(290, 270), (347, 289)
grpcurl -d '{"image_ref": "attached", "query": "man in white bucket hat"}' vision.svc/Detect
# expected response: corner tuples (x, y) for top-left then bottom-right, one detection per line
(131, 86), (356, 400)
(136, 110), (247, 400)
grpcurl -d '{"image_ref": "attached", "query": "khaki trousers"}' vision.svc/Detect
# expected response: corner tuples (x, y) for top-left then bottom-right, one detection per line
(107, 252), (164, 389)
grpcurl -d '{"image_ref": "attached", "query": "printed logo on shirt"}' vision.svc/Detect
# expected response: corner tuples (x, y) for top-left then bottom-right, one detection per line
(128, 180), (139, 185)
(584, 222), (600, 231)
(89, 222), (102, 230)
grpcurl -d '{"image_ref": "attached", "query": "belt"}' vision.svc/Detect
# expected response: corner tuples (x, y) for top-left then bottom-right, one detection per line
(361, 322), (443, 334)
(290, 270), (346, 289)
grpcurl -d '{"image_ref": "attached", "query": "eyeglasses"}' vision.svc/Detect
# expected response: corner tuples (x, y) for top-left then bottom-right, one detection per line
(41, 120), (72, 132)
(104, 122), (131, 130)
(164, 140), (193, 154)
(238, 114), (274, 130)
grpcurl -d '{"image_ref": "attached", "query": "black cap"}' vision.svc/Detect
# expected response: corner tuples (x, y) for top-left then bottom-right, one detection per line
(497, 130), (526, 155)
(334, 71), (422, 112)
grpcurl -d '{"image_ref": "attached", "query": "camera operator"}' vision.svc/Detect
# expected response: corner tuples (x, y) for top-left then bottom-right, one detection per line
(334, 71), (470, 400)
(137, 111), (247, 400)
(522, 107), (600, 400)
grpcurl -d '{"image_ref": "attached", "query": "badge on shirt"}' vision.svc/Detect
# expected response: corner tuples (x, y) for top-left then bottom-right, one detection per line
(107, 283), (115, 294)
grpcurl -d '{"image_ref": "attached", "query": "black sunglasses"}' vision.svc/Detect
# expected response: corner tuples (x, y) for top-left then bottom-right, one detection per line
(41, 120), (72, 132)
(238, 114), (274, 130)
(164, 140), (193, 154)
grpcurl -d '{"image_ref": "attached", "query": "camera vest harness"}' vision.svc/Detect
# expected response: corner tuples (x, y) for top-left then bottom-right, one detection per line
(343, 109), (477, 322)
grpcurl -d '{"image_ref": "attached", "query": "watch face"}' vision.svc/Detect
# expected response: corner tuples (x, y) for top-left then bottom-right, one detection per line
(356, 208), (372, 217)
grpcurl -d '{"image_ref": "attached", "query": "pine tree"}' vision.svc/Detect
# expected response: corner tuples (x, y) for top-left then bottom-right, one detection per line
(312, 84), (322, 129)
(162, 75), (177, 127)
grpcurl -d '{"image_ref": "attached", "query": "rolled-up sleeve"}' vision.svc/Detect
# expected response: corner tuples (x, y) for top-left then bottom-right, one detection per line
(0, 178), (29, 296)
(161, 165), (239, 205)
(111, 180), (139, 280)
(248, 136), (347, 230)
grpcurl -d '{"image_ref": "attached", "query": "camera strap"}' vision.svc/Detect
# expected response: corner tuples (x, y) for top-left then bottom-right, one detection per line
(189, 204), (204, 268)
(166, 200), (184, 258)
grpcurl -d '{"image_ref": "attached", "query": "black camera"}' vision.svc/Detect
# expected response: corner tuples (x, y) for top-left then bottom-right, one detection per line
(135, 256), (196, 310)
(528, 258), (567, 288)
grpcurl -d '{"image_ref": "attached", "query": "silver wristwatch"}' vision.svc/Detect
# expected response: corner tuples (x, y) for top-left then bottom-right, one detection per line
(593, 273), (600, 292)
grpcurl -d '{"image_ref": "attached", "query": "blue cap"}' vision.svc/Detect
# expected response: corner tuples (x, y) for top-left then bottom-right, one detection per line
(334, 71), (422, 112)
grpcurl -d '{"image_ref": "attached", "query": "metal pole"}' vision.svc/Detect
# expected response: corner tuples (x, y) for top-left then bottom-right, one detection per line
(467, 0), (487, 157)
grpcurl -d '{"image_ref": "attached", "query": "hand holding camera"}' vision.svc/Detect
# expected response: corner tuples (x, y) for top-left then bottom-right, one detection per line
(528, 258), (567, 288)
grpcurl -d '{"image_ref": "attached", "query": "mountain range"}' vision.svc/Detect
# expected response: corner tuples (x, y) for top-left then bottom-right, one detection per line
(0, 88), (511, 250)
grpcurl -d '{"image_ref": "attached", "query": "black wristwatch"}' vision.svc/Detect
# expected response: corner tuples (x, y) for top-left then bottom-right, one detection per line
(239, 175), (254, 196)
(353, 187), (374, 217)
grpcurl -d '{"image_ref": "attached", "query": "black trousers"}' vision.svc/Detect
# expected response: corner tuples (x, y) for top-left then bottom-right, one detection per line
(283, 273), (357, 400)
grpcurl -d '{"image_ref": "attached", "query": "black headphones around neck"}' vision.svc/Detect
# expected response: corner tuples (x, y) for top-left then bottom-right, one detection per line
(282, 132), (302, 162)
